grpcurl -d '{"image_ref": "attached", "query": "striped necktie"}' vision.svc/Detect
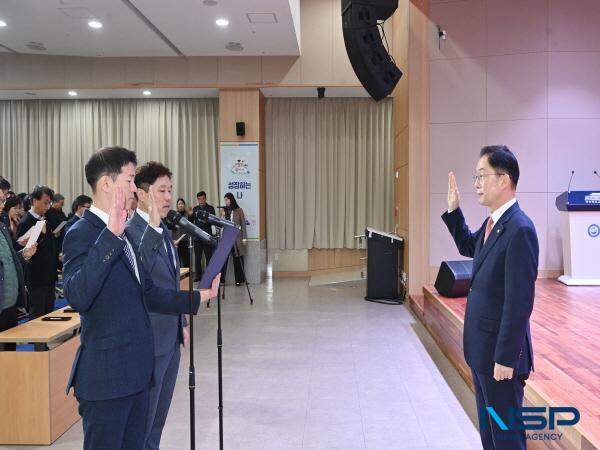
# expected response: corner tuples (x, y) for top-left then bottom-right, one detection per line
(120, 233), (137, 271)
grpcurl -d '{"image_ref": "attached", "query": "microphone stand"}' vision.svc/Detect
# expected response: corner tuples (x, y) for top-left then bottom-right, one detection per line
(187, 235), (197, 450)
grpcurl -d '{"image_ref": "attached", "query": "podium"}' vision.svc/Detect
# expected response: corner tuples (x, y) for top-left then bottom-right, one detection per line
(556, 191), (600, 285)
(365, 227), (405, 304)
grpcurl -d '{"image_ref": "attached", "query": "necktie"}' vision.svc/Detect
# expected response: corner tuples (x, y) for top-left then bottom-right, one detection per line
(164, 232), (176, 269)
(484, 218), (495, 243)
(120, 233), (137, 271)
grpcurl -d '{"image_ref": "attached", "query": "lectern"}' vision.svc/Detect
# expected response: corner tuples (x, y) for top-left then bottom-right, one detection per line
(555, 191), (600, 285)
(365, 227), (405, 304)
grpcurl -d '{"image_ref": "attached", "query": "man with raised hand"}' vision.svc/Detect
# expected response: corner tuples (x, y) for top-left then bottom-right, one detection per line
(442, 145), (538, 450)
(63, 146), (219, 450)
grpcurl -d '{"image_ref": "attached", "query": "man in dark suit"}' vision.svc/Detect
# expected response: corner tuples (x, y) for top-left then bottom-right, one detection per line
(46, 193), (68, 250)
(62, 147), (220, 450)
(126, 161), (187, 450)
(17, 185), (59, 318)
(442, 145), (538, 450)
(64, 195), (92, 235)
(192, 191), (215, 281)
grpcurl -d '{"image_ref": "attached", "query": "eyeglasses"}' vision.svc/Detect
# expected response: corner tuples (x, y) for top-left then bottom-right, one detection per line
(472, 173), (506, 184)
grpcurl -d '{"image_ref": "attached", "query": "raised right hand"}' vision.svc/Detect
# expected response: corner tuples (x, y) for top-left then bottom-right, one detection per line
(448, 171), (461, 212)
(107, 187), (128, 236)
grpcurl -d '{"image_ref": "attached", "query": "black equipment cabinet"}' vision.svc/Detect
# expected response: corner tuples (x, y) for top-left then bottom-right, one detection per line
(365, 228), (405, 304)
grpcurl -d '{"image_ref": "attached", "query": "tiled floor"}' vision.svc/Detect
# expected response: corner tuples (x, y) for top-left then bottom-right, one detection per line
(3, 278), (481, 450)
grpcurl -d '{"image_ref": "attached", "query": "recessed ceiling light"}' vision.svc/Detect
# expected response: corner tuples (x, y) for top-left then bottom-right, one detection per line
(68, 91), (78, 96)
(142, 90), (152, 96)
(0, 20), (7, 28)
(216, 18), (229, 27)
(88, 20), (102, 29)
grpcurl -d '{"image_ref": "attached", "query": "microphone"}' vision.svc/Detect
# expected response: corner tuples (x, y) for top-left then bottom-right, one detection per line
(594, 170), (600, 180)
(195, 210), (238, 228)
(166, 210), (217, 246)
(216, 205), (229, 210)
(567, 170), (575, 193)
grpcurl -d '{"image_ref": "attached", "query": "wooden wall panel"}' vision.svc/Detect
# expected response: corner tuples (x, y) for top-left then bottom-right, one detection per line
(308, 249), (366, 272)
(218, 89), (261, 142)
(0, 352), (50, 444)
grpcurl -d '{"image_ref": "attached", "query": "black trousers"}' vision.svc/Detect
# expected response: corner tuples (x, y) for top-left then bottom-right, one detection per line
(28, 284), (56, 319)
(0, 305), (18, 350)
(193, 240), (213, 281)
(472, 369), (528, 450)
(222, 253), (245, 284)
(78, 389), (149, 450)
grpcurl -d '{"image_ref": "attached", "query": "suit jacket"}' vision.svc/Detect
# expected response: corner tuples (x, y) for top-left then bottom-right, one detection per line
(64, 214), (80, 236)
(441, 202), (538, 376)
(46, 207), (68, 250)
(62, 209), (200, 401)
(126, 211), (184, 356)
(0, 222), (28, 310)
(16, 212), (58, 286)
(228, 208), (247, 257)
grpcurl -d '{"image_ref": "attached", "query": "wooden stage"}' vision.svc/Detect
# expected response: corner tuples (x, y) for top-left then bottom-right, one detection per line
(410, 279), (600, 450)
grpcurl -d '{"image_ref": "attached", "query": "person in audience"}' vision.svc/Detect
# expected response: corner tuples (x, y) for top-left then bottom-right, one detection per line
(172, 198), (191, 268)
(0, 176), (12, 226)
(0, 217), (37, 347)
(127, 162), (189, 450)
(62, 146), (219, 450)
(22, 194), (32, 213)
(16, 186), (59, 318)
(192, 191), (215, 282)
(220, 192), (247, 286)
(2, 196), (24, 241)
(65, 195), (92, 234)
(46, 193), (68, 249)
(442, 145), (538, 450)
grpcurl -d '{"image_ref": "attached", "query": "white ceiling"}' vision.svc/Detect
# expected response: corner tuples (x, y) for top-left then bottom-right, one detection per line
(0, 88), (220, 99)
(0, 87), (372, 100)
(0, 0), (301, 57)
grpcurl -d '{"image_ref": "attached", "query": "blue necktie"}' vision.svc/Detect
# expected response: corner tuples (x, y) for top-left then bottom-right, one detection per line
(164, 232), (176, 270)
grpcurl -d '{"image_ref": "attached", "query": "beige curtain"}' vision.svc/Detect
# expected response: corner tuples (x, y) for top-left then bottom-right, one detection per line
(266, 98), (393, 250)
(0, 98), (219, 209)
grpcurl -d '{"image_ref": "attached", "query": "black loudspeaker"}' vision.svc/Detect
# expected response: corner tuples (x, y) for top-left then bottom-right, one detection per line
(236, 122), (245, 136)
(434, 260), (473, 298)
(342, 0), (402, 101)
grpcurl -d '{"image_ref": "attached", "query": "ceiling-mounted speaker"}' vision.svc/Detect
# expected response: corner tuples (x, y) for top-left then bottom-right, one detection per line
(342, 0), (402, 101)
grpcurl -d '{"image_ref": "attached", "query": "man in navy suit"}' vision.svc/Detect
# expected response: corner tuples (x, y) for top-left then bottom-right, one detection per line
(126, 161), (188, 450)
(442, 145), (538, 450)
(63, 147), (220, 450)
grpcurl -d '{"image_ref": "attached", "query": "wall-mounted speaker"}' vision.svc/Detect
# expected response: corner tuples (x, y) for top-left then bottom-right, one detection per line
(341, 0), (402, 101)
(236, 122), (245, 136)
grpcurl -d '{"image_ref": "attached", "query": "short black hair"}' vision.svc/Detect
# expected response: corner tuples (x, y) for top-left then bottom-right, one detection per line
(135, 161), (172, 192)
(177, 198), (186, 205)
(71, 194), (92, 214)
(53, 193), (65, 202)
(480, 145), (520, 188)
(0, 176), (11, 191)
(196, 191), (207, 198)
(85, 146), (137, 193)
(31, 185), (55, 201)
(22, 195), (32, 211)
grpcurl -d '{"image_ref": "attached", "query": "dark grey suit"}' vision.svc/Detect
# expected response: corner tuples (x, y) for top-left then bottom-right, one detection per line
(126, 211), (184, 450)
